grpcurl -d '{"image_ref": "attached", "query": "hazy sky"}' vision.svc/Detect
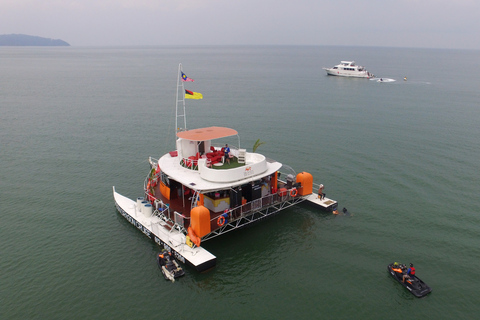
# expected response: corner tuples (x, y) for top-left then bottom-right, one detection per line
(2, 0), (479, 49)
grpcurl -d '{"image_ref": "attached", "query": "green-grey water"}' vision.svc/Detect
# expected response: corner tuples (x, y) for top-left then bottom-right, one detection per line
(1, 46), (479, 319)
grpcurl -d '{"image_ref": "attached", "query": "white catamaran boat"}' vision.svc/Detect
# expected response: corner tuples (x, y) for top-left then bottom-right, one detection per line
(323, 61), (374, 78)
(113, 64), (338, 272)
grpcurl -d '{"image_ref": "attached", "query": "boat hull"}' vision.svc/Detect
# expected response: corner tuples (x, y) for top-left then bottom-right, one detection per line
(324, 68), (371, 78)
(113, 187), (216, 272)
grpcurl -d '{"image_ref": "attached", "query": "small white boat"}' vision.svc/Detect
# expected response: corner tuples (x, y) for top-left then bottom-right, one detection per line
(113, 64), (338, 272)
(323, 61), (374, 78)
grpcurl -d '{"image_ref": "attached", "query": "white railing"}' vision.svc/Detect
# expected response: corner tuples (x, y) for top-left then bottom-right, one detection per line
(207, 186), (301, 226)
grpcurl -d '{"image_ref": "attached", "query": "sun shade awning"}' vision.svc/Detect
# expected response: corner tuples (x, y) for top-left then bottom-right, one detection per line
(176, 126), (238, 141)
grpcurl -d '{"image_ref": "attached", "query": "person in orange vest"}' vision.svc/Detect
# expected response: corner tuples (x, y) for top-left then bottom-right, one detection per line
(403, 263), (416, 283)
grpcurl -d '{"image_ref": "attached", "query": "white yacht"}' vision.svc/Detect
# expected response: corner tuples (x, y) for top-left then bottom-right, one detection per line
(323, 61), (374, 78)
(113, 64), (338, 272)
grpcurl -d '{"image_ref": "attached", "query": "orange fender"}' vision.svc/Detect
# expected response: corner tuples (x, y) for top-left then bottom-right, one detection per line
(187, 227), (201, 247)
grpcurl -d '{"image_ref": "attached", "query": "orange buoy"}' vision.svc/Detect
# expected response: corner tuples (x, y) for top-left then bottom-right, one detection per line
(290, 188), (298, 197)
(217, 211), (228, 226)
(217, 215), (225, 226)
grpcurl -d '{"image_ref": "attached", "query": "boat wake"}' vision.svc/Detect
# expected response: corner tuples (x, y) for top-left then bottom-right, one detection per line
(372, 78), (396, 83)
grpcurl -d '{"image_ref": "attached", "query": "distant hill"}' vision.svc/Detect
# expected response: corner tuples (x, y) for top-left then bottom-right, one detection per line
(0, 34), (70, 46)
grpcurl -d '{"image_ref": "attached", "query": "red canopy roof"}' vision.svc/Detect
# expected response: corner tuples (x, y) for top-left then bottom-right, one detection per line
(176, 126), (238, 141)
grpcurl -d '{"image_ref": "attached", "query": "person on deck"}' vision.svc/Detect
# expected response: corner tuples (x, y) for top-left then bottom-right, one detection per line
(403, 263), (415, 283)
(318, 184), (325, 200)
(224, 144), (231, 164)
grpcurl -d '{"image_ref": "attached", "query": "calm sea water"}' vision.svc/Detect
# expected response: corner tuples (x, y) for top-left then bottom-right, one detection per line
(1, 46), (479, 319)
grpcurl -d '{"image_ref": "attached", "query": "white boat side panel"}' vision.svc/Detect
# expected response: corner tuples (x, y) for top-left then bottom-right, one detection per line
(113, 189), (216, 268)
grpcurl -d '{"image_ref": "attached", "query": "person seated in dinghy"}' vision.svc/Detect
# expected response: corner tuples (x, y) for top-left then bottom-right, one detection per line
(402, 263), (416, 283)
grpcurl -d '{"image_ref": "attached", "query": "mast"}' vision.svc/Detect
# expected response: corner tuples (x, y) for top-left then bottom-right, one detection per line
(175, 63), (187, 136)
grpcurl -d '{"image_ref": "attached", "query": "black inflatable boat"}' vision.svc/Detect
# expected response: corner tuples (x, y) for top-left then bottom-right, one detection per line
(157, 250), (185, 282)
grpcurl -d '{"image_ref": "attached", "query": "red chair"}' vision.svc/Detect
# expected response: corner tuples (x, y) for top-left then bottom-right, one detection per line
(187, 156), (196, 167)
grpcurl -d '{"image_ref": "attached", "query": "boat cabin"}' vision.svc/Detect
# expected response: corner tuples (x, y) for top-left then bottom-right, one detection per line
(145, 126), (313, 240)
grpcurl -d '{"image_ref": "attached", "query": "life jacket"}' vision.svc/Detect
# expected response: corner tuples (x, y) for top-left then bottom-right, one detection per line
(409, 267), (416, 275)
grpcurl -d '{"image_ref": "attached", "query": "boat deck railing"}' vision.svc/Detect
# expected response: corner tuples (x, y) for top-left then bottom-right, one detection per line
(143, 163), (329, 241)
(201, 185), (307, 241)
(145, 181), (304, 240)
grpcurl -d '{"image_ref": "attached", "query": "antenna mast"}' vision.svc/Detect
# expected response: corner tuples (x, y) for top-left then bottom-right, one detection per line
(175, 63), (187, 135)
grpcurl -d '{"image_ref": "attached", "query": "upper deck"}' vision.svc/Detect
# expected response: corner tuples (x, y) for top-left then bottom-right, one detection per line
(340, 61), (355, 66)
(157, 150), (282, 193)
(157, 126), (283, 192)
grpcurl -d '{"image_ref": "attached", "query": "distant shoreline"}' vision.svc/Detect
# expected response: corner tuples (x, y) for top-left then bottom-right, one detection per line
(0, 34), (70, 46)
